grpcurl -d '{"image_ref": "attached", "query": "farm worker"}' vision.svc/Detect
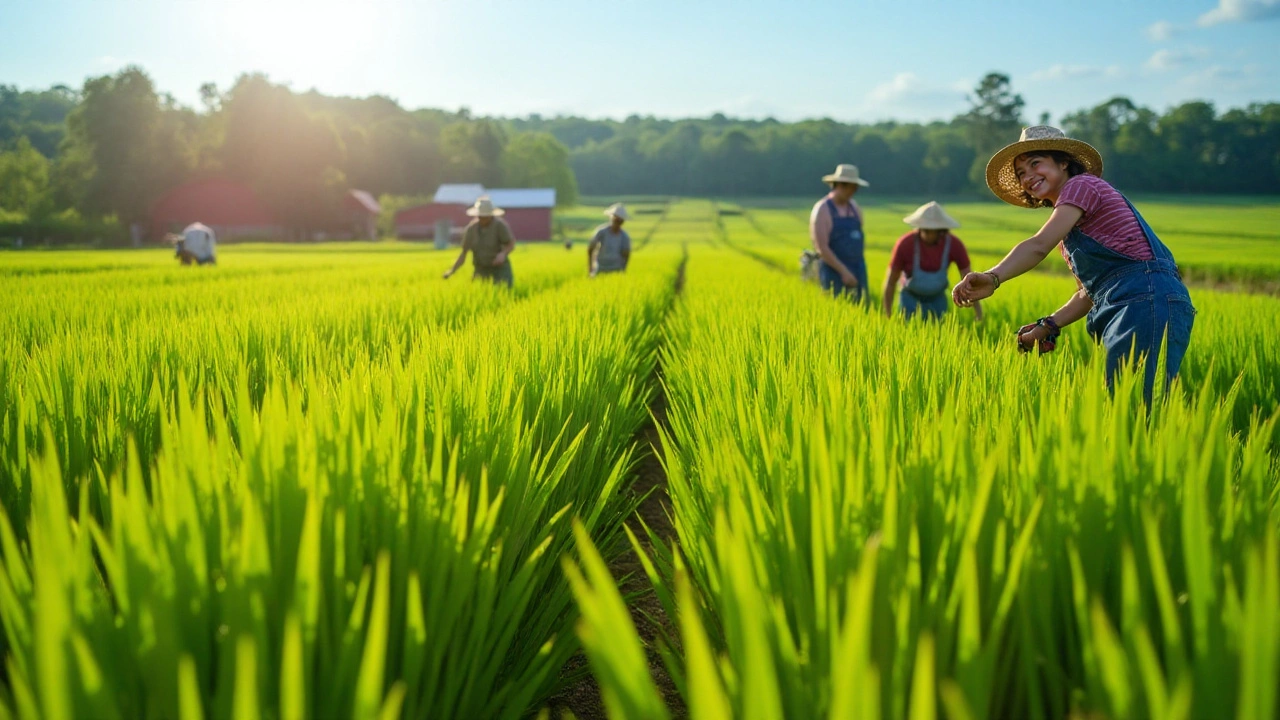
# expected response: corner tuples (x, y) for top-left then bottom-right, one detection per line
(588, 203), (632, 276)
(174, 222), (217, 265)
(810, 164), (870, 303)
(952, 126), (1195, 402)
(882, 202), (981, 322)
(444, 196), (516, 287)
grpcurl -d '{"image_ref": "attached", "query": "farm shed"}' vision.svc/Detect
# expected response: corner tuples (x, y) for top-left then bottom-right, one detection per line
(395, 184), (557, 241)
(342, 189), (381, 239)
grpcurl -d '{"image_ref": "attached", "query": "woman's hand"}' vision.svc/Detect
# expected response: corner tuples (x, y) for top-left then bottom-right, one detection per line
(1016, 322), (1057, 354)
(952, 271), (996, 306)
(840, 269), (859, 288)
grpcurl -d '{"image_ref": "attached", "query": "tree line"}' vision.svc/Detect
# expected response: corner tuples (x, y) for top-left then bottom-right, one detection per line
(0, 69), (1276, 243)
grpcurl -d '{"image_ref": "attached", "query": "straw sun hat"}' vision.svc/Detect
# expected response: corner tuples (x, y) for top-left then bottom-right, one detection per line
(822, 164), (870, 187)
(985, 126), (1104, 207)
(903, 201), (960, 230)
(465, 196), (505, 217)
(604, 202), (630, 220)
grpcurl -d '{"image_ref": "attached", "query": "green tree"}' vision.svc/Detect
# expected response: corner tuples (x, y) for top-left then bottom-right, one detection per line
(56, 67), (193, 226)
(0, 136), (51, 215)
(440, 119), (506, 186)
(220, 74), (348, 235)
(960, 72), (1025, 186)
(502, 132), (578, 206)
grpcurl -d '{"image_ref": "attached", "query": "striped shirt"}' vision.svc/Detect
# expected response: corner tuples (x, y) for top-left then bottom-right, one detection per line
(1056, 174), (1153, 261)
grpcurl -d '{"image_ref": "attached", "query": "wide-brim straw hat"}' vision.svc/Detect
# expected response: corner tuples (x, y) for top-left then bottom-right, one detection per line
(604, 202), (630, 220)
(903, 201), (960, 230)
(822, 164), (870, 187)
(986, 126), (1103, 207)
(465, 197), (505, 217)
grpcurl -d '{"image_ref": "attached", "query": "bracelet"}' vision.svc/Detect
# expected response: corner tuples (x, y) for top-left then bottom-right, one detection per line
(985, 271), (1002, 289)
(1038, 316), (1059, 332)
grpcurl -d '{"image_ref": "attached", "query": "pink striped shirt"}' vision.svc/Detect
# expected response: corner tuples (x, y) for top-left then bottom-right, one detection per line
(1056, 174), (1153, 261)
(809, 192), (862, 250)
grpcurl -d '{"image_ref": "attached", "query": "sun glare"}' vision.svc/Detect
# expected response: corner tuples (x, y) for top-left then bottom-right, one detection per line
(215, 1), (381, 84)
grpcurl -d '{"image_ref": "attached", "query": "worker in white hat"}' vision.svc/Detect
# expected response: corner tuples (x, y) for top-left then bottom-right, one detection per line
(882, 201), (980, 321)
(174, 221), (217, 265)
(810, 164), (870, 302)
(588, 203), (632, 276)
(444, 196), (516, 286)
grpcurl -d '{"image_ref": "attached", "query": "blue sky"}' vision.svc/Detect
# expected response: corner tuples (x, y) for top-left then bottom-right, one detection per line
(1, 0), (1276, 123)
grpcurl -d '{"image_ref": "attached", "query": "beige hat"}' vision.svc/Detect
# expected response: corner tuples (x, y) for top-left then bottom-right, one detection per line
(822, 164), (870, 187)
(604, 202), (630, 220)
(986, 126), (1104, 207)
(903, 201), (960, 230)
(465, 196), (505, 217)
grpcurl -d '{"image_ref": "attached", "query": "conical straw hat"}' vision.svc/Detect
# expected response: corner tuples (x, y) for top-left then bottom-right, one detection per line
(902, 201), (960, 229)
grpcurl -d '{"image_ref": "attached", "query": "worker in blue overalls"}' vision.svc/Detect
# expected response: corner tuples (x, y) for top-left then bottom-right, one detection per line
(810, 164), (870, 303)
(882, 201), (981, 321)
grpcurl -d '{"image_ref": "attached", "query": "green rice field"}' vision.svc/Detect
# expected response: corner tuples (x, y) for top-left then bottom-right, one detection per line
(1, 196), (1278, 719)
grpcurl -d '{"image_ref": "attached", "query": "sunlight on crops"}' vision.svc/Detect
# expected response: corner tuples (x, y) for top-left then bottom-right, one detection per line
(1, 198), (1278, 719)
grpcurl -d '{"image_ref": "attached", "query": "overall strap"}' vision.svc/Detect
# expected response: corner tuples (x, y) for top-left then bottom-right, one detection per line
(1121, 197), (1174, 263)
(940, 233), (952, 270)
(911, 233), (922, 275)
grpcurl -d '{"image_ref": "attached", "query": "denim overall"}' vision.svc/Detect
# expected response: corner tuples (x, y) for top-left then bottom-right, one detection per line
(1062, 199), (1195, 402)
(818, 198), (868, 302)
(901, 233), (952, 320)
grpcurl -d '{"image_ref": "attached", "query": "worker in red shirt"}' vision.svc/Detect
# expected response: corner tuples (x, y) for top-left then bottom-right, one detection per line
(882, 202), (981, 321)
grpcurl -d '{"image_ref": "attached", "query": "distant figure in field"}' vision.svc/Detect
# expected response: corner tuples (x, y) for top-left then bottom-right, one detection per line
(882, 202), (981, 322)
(811, 164), (870, 303)
(952, 126), (1195, 402)
(444, 196), (516, 287)
(588, 203), (632, 276)
(174, 222), (217, 265)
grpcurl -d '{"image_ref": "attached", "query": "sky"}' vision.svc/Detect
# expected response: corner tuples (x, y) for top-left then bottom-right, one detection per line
(1, 0), (1277, 124)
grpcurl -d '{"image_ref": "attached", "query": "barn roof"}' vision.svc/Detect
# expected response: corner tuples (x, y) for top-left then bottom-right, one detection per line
(433, 184), (486, 204)
(433, 184), (556, 209)
(347, 189), (380, 214)
(487, 188), (556, 209)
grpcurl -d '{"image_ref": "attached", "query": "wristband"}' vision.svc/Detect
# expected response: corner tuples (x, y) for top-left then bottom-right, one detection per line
(985, 271), (1002, 289)
(1034, 316), (1061, 354)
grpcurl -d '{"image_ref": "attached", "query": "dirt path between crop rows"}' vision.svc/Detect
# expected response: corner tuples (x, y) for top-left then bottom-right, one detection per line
(545, 255), (689, 720)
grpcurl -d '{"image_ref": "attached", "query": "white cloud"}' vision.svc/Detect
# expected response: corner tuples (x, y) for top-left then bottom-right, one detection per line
(96, 55), (133, 67)
(855, 72), (969, 121)
(1029, 64), (1125, 82)
(1146, 20), (1178, 40)
(1198, 0), (1280, 26)
(1144, 47), (1211, 71)
(1179, 63), (1265, 90)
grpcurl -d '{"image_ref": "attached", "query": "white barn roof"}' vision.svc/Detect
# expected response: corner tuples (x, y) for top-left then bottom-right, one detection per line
(433, 184), (486, 204)
(433, 184), (555, 209)
(487, 188), (556, 209)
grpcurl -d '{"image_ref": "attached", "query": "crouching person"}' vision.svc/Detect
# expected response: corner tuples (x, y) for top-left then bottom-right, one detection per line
(174, 222), (217, 266)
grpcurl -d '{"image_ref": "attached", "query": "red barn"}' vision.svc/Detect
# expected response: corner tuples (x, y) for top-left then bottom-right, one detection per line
(342, 189), (381, 239)
(150, 178), (283, 240)
(395, 184), (556, 241)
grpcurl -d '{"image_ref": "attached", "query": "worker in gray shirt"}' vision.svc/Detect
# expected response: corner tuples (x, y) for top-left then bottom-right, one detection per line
(588, 203), (632, 276)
